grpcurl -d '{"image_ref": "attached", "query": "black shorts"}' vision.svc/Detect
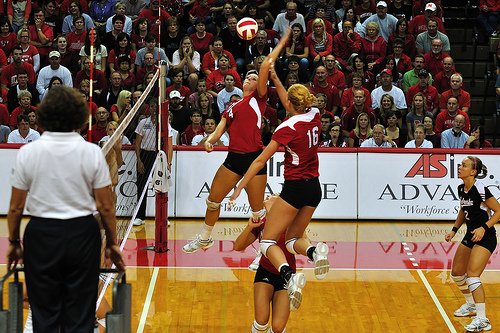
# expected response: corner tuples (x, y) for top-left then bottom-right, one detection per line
(254, 265), (286, 291)
(461, 230), (498, 254)
(279, 177), (322, 209)
(223, 150), (267, 176)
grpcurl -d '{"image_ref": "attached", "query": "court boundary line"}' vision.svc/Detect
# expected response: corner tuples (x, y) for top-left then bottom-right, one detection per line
(417, 269), (457, 333)
(136, 267), (159, 333)
(119, 266), (500, 272)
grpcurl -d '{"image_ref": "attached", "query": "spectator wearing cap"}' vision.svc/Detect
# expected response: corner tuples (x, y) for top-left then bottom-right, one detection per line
(371, 68), (407, 115)
(439, 73), (471, 113)
(406, 69), (439, 116)
(409, 2), (446, 37)
(403, 54), (432, 92)
(164, 90), (191, 133)
(415, 18), (451, 55)
(36, 51), (73, 98)
(477, 0), (500, 37)
(359, 1), (398, 42)
(423, 38), (451, 78)
(412, 0), (444, 20)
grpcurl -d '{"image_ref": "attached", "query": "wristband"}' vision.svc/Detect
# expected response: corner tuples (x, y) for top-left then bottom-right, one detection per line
(451, 227), (458, 233)
(9, 238), (20, 245)
(481, 224), (489, 232)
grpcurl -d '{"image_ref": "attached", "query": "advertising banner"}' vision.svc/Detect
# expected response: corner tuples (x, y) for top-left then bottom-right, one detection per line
(174, 149), (358, 219)
(357, 151), (500, 220)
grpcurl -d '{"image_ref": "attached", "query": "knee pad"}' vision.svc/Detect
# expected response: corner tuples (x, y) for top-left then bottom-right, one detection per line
(467, 276), (482, 293)
(452, 274), (469, 291)
(285, 238), (299, 255)
(252, 320), (268, 333)
(260, 240), (277, 257)
(206, 198), (221, 211)
(252, 208), (266, 220)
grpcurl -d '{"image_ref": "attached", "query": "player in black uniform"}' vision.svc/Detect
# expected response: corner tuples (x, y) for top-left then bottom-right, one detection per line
(445, 156), (500, 332)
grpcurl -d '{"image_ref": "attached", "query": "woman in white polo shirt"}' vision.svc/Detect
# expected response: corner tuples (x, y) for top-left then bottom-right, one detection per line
(6, 86), (126, 332)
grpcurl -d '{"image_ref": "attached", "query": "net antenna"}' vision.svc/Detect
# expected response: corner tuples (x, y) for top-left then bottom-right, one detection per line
(87, 28), (95, 143)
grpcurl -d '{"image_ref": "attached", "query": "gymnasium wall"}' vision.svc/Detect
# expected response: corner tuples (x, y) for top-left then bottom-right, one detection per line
(1, 146), (499, 220)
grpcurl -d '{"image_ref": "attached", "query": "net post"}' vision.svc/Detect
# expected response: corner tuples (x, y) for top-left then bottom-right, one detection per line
(155, 61), (169, 253)
(88, 28), (95, 143)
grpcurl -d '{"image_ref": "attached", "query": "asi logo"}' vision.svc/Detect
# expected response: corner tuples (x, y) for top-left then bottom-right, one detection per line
(406, 154), (448, 178)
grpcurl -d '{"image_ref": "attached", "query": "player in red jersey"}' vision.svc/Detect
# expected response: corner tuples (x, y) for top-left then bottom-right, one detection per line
(235, 193), (329, 333)
(230, 31), (328, 311)
(181, 32), (292, 255)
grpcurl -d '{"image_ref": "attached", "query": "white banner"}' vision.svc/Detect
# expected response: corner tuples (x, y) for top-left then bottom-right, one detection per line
(174, 150), (358, 219)
(358, 151), (500, 220)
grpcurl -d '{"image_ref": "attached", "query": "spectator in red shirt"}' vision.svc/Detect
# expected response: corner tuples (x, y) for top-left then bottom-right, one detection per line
(387, 17), (415, 60)
(464, 125), (493, 148)
(137, 0), (170, 39)
(167, 68), (191, 107)
(439, 73), (471, 113)
(477, 0), (500, 36)
(91, 107), (109, 144)
(406, 69), (439, 116)
(389, 37), (412, 75)
(309, 65), (340, 115)
(201, 36), (236, 77)
(433, 56), (457, 94)
(188, 0), (216, 35)
(341, 72), (372, 111)
(435, 95), (471, 135)
(29, 8), (53, 66)
(408, 2), (446, 37)
(322, 54), (346, 90)
(423, 38), (450, 78)
(360, 21), (386, 72)
(341, 89), (376, 137)
(333, 19), (361, 71)
(1, 46), (36, 91)
(0, 18), (18, 58)
(180, 108), (205, 145)
(306, 18), (333, 68)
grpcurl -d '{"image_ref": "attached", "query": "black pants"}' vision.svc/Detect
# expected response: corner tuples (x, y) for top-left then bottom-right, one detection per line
(136, 149), (156, 220)
(23, 215), (101, 333)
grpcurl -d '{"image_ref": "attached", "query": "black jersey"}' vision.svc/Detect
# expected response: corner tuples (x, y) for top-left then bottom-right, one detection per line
(458, 181), (496, 233)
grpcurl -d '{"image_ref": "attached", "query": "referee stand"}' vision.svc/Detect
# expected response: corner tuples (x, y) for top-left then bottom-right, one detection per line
(0, 268), (130, 333)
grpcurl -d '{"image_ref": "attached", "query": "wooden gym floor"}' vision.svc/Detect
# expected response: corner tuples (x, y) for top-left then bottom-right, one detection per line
(1, 218), (500, 333)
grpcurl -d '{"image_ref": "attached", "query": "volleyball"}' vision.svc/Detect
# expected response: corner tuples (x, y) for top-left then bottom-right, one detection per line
(237, 17), (258, 40)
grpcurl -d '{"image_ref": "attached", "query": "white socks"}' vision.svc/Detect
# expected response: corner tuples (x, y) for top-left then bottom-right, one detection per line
(200, 223), (213, 240)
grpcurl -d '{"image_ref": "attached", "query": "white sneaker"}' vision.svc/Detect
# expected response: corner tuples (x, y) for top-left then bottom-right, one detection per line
(465, 317), (491, 332)
(313, 242), (329, 280)
(248, 250), (261, 272)
(133, 218), (145, 226)
(182, 235), (214, 254)
(167, 220), (171, 227)
(23, 306), (33, 333)
(455, 302), (477, 317)
(286, 272), (306, 311)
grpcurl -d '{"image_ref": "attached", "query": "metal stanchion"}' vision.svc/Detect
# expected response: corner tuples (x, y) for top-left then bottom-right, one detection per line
(104, 269), (131, 333)
(0, 268), (24, 333)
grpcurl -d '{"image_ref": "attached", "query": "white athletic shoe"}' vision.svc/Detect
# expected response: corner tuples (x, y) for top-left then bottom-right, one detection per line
(455, 302), (477, 317)
(248, 250), (262, 272)
(286, 272), (306, 311)
(313, 242), (329, 280)
(465, 317), (491, 332)
(167, 220), (171, 227)
(182, 235), (214, 253)
(23, 306), (33, 333)
(133, 218), (145, 226)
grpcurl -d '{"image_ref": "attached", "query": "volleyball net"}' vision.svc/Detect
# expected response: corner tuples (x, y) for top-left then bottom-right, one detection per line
(95, 67), (169, 309)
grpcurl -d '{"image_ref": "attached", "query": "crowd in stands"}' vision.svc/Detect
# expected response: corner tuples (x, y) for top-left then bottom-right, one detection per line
(0, 0), (496, 149)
